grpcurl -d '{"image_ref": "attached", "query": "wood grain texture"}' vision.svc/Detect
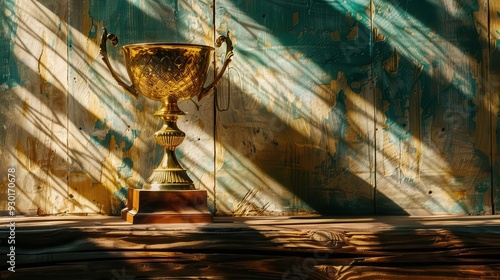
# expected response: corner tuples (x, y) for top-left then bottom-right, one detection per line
(491, 0), (500, 214)
(373, 0), (491, 215)
(215, 0), (375, 215)
(0, 0), (69, 215)
(1, 216), (500, 279)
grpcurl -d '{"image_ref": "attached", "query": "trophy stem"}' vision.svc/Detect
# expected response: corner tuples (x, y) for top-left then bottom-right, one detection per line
(120, 102), (212, 224)
(143, 102), (195, 190)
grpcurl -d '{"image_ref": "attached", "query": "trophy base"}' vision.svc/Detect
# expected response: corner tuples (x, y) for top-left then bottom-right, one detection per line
(121, 189), (213, 224)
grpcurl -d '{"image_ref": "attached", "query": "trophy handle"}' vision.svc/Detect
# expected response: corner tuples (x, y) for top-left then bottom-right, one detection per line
(99, 28), (139, 98)
(198, 32), (234, 101)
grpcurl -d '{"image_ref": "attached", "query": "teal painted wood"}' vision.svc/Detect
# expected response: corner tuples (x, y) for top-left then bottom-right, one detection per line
(373, 0), (491, 215)
(215, 0), (494, 215)
(0, 0), (19, 87)
(0, 0), (18, 148)
(215, 0), (374, 215)
(0, 0), (70, 215)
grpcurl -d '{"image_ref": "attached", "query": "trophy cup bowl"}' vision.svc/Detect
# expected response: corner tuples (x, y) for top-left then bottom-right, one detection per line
(99, 28), (233, 223)
(123, 43), (213, 102)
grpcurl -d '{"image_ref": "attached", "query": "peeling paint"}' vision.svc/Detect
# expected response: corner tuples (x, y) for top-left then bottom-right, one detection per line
(113, 184), (128, 211)
(117, 157), (133, 179)
(0, 0), (19, 86)
(90, 118), (140, 152)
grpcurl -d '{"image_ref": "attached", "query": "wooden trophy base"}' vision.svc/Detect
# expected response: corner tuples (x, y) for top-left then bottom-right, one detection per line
(121, 189), (213, 224)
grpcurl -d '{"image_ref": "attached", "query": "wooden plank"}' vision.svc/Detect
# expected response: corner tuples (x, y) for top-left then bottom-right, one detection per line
(1, 216), (500, 279)
(491, 0), (500, 214)
(0, 0), (69, 215)
(215, 0), (374, 215)
(373, 0), (491, 215)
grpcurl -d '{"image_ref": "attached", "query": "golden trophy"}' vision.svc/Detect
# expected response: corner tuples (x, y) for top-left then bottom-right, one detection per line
(99, 28), (233, 223)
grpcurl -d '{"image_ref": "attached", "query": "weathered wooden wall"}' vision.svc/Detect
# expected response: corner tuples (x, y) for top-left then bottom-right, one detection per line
(214, 0), (498, 215)
(0, 0), (499, 216)
(373, 0), (492, 215)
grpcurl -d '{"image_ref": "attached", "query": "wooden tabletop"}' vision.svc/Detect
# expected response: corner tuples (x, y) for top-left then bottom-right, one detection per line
(1, 215), (500, 279)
